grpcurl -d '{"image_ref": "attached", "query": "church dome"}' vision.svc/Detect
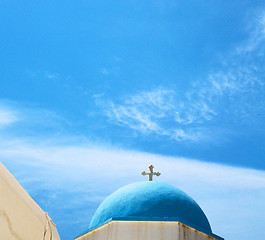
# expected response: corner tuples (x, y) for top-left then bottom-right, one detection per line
(89, 181), (212, 233)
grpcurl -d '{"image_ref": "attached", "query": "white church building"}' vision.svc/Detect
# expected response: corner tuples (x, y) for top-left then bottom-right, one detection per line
(74, 165), (224, 240)
(0, 162), (223, 240)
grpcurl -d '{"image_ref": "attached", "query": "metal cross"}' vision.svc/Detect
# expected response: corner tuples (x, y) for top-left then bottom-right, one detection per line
(142, 165), (161, 181)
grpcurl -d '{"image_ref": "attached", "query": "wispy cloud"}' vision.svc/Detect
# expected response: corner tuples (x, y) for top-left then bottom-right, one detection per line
(105, 87), (220, 141)
(1, 139), (265, 190)
(0, 139), (265, 240)
(106, 89), (172, 134)
(0, 108), (18, 126)
(235, 11), (265, 55)
(104, 12), (265, 142)
(26, 69), (63, 81)
(101, 68), (110, 76)
(0, 101), (69, 137)
(45, 72), (61, 80)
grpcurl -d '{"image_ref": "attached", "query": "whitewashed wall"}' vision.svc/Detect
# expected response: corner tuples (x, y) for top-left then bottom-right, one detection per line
(76, 221), (220, 240)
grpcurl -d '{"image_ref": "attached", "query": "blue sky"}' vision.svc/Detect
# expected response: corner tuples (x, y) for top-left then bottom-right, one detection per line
(1, 0), (265, 239)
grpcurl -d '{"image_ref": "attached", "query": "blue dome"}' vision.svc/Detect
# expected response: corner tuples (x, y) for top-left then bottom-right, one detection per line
(89, 182), (212, 233)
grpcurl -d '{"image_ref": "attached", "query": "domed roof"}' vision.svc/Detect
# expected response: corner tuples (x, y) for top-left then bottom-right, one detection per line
(89, 181), (212, 233)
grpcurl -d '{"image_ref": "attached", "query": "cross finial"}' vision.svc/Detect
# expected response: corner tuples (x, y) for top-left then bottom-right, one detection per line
(142, 165), (161, 181)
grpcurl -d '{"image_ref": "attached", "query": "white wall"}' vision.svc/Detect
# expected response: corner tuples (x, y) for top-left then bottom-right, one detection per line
(76, 221), (220, 240)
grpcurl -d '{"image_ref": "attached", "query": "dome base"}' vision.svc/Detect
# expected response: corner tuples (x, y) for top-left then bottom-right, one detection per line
(75, 220), (224, 240)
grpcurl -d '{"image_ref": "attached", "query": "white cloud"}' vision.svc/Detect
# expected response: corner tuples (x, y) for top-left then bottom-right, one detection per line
(105, 87), (219, 141)
(2, 139), (265, 191)
(235, 11), (265, 55)
(0, 140), (265, 240)
(45, 73), (60, 79)
(0, 107), (18, 127)
(107, 102), (162, 134)
(104, 11), (265, 142)
(101, 68), (110, 75)
(0, 101), (69, 137)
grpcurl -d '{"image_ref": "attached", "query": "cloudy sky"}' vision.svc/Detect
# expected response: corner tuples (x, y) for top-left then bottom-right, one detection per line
(1, 1), (265, 239)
